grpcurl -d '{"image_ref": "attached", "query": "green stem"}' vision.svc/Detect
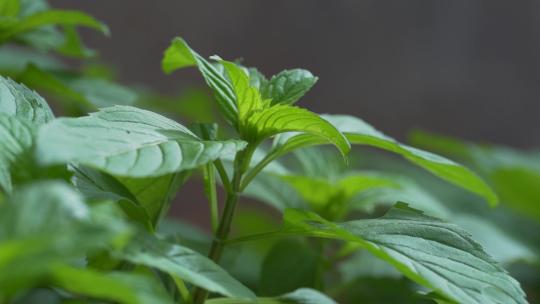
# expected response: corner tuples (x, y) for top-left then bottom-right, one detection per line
(192, 143), (258, 304)
(203, 163), (219, 233)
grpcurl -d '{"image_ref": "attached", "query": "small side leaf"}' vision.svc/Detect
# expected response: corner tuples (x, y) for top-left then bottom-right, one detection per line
(0, 76), (54, 124)
(206, 288), (336, 304)
(261, 69), (318, 105)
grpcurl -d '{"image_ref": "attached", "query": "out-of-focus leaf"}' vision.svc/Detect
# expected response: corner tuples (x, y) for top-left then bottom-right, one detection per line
(321, 115), (498, 206)
(0, 47), (65, 75)
(37, 106), (247, 177)
(259, 239), (321, 296)
(0, 9), (109, 43)
(206, 288), (336, 304)
(0, 76), (54, 124)
(117, 235), (256, 300)
(51, 265), (172, 304)
(282, 203), (527, 304)
(0, 0), (19, 17)
(18, 65), (137, 110)
(0, 181), (132, 295)
(0, 114), (35, 192)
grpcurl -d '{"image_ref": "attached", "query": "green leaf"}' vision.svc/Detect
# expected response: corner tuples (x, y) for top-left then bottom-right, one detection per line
(0, 0), (19, 17)
(260, 69), (318, 105)
(280, 172), (399, 218)
(117, 235), (256, 300)
(206, 288), (336, 304)
(0, 76), (54, 124)
(162, 37), (238, 125)
(56, 25), (97, 58)
(0, 114), (34, 192)
(0, 9), (109, 43)
(218, 58), (268, 125)
(51, 265), (172, 304)
(244, 105), (350, 156)
(282, 203), (527, 304)
(37, 106), (247, 177)
(259, 239), (321, 296)
(322, 114), (498, 205)
(0, 181), (132, 294)
(18, 65), (136, 110)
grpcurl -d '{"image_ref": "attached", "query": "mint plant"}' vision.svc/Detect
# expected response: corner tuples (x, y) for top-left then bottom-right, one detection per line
(0, 1), (537, 303)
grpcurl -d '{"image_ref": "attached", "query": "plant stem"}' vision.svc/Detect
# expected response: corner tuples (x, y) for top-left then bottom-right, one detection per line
(203, 163), (219, 233)
(192, 143), (257, 304)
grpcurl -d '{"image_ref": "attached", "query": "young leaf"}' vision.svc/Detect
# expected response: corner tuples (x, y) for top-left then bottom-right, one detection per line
(282, 203), (527, 304)
(162, 37), (238, 125)
(0, 114), (34, 192)
(37, 106), (247, 177)
(322, 114), (498, 205)
(218, 58), (268, 125)
(244, 105), (350, 156)
(51, 265), (172, 304)
(206, 288), (336, 304)
(260, 69), (318, 105)
(117, 235), (256, 300)
(0, 76), (54, 124)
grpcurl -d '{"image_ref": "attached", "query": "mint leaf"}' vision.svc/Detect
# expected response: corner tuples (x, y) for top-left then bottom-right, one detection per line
(118, 235), (256, 300)
(37, 106), (247, 177)
(162, 37), (238, 125)
(282, 203), (526, 304)
(323, 114), (498, 205)
(261, 69), (318, 105)
(0, 76), (54, 124)
(0, 114), (34, 192)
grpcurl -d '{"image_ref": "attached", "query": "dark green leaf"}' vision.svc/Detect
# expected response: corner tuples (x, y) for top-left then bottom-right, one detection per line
(282, 203), (526, 304)
(206, 288), (336, 304)
(117, 235), (256, 299)
(0, 9), (109, 43)
(259, 239), (321, 296)
(51, 265), (172, 304)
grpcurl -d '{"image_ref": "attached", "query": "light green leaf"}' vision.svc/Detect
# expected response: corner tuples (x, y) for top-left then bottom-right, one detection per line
(0, 46), (65, 74)
(0, 0), (19, 17)
(218, 58), (268, 125)
(0, 76), (54, 124)
(282, 203), (527, 304)
(244, 105), (350, 156)
(118, 235), (256, 299)
(206, 288), (336, 304)
(322, 114), (498, 205)
(260, 69), (318, 105)
(162, 37), (238, 124)
(37, 106), (247, 177)
(0, 9), (109, 43)
(51, 265), (172, 304)
(280, 172), (399, 218)
(0, 114), (34, 192)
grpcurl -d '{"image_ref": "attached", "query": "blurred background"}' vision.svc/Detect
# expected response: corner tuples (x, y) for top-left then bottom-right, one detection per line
(52, 0), (540, 148)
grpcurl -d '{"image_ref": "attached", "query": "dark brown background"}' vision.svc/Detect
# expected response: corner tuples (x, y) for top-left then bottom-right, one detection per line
(52, 0), (540, 149)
